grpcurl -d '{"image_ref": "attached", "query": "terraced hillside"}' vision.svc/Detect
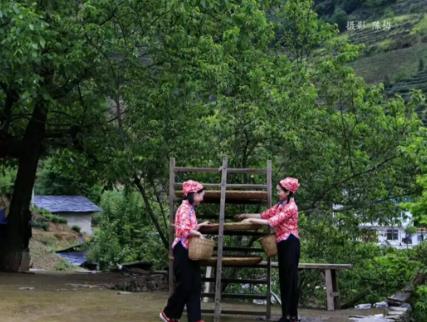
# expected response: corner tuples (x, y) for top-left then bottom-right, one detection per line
(316, 0), (427, 121)
(388, 68), (427, 124)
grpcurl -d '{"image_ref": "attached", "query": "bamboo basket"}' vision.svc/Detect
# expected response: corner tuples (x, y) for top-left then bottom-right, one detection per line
(188, 237), (215, 260)
(260, 234), (277, 257)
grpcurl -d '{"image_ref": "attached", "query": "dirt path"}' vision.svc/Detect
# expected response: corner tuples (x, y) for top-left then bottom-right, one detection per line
(0, 272), (384, 322)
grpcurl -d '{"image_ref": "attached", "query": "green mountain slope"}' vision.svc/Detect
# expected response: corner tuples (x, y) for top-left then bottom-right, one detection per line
(315, 0), (427, 122)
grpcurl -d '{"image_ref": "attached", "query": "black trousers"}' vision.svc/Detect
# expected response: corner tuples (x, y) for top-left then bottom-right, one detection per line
(277, 234), (300, 318)
(164, 242), (202, 322)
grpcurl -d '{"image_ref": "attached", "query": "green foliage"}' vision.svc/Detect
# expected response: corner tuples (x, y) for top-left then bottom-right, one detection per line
(0, 165), (16, 195)
(414, 285), (427, 321)
(331, 7), (348, 31)
(35, 149), (103, 201)
(88, 190), (167, 270)
(30, 219), (48, 231)
(401, 125), (427, 227)
(300, 213), (427, 306)
(32, 207), (67, 227)
(419, 58), (425, 72)
(357, 251), (421, 302)
(363, 0), (397, 8)
(54, 260), (74, 272)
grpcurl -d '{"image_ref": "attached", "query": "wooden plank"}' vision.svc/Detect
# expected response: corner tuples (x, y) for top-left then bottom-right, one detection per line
(233, 261), (352, 269)
(227, 167), (267, 174)
(201, 277), (269, 284)
(259, 262), (353, 270)
(266, 160), (273, 321)
(202, 309), (268, 316)
(201, 256), (262, 267)
(213, 157), (228, 322)
(174, 166), (220, 173)
(297, 263), (352, 270)
(168, 157), (176, 295)
(217, 246), (264, 253)
(175, 183), (268, 190)
(217, 230), (267, 237)
(175, 190), (268, 203)
(325, 269), (335, 311)
(203, 293), (268, 300)
(198, 222), (263, 234)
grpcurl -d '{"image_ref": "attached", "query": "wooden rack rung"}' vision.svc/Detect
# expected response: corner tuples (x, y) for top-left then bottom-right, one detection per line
(221, 230), (266, 237)
(174, 183), (268, 190)
(175, 190), (268, 203)
(227, 168), (267, 174)
(201, 309), (268, 316)
(173, 166), (267, 175)
(219, 246), (264, 252)
(202, 277), (268, 284)
(174, 166), (220, 173)
(202, 293), (268, 300)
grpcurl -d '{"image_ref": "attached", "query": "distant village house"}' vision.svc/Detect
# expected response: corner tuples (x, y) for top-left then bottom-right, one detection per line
(32, 195), (102, 235)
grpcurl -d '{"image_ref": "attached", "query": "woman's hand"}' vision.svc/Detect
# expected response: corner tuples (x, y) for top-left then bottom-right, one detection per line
(190, 230), (204, 238)
(197, 221), (210, 230)
(236, 213), (261, 220)
(241, 218), (254, 224)
(242, 218), (270, 226)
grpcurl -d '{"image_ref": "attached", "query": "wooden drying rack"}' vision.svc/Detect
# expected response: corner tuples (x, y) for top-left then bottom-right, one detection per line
(169, 157), (273, 322)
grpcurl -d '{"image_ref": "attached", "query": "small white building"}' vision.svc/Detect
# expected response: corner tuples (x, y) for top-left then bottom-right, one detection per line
(359, 212), (426, 249)
(32, 195), (102, 235)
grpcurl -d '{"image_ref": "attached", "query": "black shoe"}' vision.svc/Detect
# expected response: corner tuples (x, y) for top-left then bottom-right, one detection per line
(276, 318), (290, 322)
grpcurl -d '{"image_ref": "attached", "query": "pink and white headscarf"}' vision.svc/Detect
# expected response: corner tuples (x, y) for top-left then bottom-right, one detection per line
(280, 177), (300, 193)
(182, 180), (204, 196)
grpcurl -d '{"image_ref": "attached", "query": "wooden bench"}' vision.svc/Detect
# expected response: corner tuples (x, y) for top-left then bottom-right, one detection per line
(268, 262), (353, 311)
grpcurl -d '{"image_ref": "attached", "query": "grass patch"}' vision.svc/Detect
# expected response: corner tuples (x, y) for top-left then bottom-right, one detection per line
(411, 14), (427, 36)
(350, 42), (427, 83)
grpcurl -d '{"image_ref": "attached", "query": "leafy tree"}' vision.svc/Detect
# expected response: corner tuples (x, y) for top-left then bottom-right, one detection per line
(0, 0), (124, 270)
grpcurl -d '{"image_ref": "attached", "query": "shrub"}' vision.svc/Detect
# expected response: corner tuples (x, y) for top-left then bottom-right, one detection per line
(71, 225), (81, 233)
(413, 285), (427, 322)
(87, 190), (167, 270)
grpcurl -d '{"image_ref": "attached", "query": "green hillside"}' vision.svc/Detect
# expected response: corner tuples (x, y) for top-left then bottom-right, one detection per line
(315, 0), (427, 123)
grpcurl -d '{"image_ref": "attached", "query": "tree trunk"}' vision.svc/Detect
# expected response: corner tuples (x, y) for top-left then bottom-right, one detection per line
(133, 176), (169, 249)
(0, 98), (47, 271)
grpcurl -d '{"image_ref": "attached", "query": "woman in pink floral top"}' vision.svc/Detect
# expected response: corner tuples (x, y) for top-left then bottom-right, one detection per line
(161, 180), (208, 322)
(241, 177), (301, 322)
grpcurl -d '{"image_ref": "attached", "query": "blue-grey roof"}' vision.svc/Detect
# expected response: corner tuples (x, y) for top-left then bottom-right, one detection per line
(32, 195), (102, 213)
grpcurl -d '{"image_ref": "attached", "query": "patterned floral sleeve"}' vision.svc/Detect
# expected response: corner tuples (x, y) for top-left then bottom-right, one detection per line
(260, 205), (278, 220)
(175, 205), (194, 239)
(267, 202), (298, 228)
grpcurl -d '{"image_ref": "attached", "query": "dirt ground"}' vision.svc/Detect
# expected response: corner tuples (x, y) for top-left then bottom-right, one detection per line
(0, 272), (385, 322)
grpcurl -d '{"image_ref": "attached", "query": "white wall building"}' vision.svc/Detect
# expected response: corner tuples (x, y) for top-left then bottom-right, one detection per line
(359, 212), (426, 249)
(32, 195), (102, 235)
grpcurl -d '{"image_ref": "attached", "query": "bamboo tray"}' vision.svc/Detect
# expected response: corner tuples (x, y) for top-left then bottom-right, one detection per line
(200, 256), (263, 266)
(175, 190), (268, 203)
(199, 222), (262, 233)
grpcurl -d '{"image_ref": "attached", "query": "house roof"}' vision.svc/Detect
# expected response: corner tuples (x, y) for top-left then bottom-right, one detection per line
(33, 195), (102, 214)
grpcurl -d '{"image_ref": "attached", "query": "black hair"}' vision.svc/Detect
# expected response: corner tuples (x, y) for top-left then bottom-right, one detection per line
(185, 192), (195, 205)
(278, 183), (294, 203)
(184, 188), (205, 205)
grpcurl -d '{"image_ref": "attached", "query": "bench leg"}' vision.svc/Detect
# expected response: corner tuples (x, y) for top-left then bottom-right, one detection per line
(325, 269), (340, 311)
